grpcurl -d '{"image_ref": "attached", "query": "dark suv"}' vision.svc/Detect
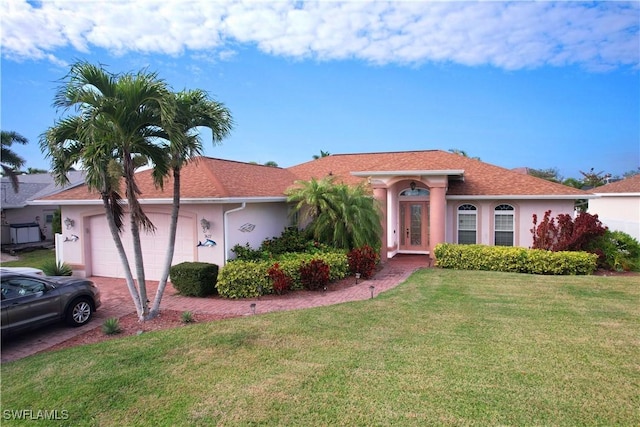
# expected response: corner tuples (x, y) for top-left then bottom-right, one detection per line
(1, 269), (101, 338)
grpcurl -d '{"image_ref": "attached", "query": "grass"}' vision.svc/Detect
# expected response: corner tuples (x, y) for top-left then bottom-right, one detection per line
(0, 248), (55, 269)
(1, 269), (638, 426)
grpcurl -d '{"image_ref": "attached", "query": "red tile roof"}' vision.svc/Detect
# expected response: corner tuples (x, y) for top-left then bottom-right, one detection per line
(288, 150), (588, 197)
(590, 174), (640, 194)
(43, 150), (588, 201)
(44, 157), (298, 201)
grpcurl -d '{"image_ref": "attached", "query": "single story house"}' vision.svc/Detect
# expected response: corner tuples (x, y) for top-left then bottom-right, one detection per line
(36, 150), (590, 280)
(588, 174), (640, 240)
(1, 172), (86, 245)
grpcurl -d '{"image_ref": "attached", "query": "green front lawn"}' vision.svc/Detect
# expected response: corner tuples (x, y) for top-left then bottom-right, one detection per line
(1, 269), (638, 426)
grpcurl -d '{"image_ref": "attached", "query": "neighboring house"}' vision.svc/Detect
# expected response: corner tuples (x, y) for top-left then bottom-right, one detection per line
(37, 150), (590, 280)
(1, 172), (86, 245)
(588, 174), (640, 240)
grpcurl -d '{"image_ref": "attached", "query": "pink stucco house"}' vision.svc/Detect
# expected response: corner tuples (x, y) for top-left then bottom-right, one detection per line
(38, 150), (589, 280)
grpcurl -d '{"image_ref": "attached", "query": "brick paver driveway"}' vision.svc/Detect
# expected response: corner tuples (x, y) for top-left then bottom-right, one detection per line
(1, 255), (429, 363)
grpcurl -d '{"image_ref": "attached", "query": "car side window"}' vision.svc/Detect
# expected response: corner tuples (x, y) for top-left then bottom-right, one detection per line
(2, 278), (46, 298)
(1, 281), (21, 300)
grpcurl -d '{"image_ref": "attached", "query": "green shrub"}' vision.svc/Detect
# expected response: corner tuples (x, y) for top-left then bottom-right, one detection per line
(217, 250), (349, 298)
(588, 230), (640, 272)
(102, 317), (122, 335)
(170, 262), (219, 297)
(216, 260), (272, 298)
(434, 243), (597, 275)
(41, 260), (73, 276)
(260, 227), (309, 255)
(231, 243), (267, 261)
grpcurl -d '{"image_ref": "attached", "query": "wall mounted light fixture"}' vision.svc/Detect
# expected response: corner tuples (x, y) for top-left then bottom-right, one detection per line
(410, 181), (416, 191)
(200, 218), (210, 233)
(64, 217), (75, 230)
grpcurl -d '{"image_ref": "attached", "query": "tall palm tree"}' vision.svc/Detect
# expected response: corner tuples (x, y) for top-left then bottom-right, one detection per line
(149, 89), (232, 318)
(42, 61), (177, 320)
(1, 130), (28, 191)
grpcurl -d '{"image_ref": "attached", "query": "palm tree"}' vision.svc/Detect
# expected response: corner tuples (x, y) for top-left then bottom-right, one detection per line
(312, 182), (382, 250)
(149, 89), (232, 318)
(1, 130), (28, 191)
(42, 61), (177, 320)
(287, 178), (382, 250)
(312, 150), (330, 160)
(286, 176), (337, 223)
(448, 148), (480, 161)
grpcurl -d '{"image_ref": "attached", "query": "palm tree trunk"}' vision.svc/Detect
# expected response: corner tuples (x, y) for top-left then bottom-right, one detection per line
(149, 166), (181, 319)
(101, 193), (144, 316)
(129, 220), (149, 320)
(123, 154), (149, 321)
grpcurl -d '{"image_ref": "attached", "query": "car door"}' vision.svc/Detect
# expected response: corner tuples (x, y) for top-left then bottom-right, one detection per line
(1, 277), (62, 334)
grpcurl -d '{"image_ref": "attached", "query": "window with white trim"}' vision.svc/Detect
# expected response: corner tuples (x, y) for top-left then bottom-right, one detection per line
(457, 204), (477, 244)
(494, 204), (514, 246)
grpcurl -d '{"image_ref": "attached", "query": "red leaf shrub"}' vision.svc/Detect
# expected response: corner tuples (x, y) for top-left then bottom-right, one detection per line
(267, 262), (292, 295)
(347, 245), (379, 279)
(299, 259), (330, 291)
(531, 210), (607, 252)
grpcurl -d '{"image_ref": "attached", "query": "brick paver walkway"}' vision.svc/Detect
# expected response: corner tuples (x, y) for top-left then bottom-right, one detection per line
(1, 255), (429, 363)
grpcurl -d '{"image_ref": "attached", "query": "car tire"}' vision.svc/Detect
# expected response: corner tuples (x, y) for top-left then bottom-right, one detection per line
(66, 297), (93, 327)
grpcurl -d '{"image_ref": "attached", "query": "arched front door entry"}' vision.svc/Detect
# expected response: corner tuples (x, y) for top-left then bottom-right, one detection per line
(398, 185), (430, 253)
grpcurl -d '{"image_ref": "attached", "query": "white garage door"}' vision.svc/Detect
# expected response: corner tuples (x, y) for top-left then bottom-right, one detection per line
(89, 212), (195, 280)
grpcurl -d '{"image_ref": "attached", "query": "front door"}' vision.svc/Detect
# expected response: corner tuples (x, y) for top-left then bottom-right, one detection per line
(399, 201), (429, 251)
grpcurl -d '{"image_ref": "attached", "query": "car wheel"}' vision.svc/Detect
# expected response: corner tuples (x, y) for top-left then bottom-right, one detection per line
(66, 298), (93, 327)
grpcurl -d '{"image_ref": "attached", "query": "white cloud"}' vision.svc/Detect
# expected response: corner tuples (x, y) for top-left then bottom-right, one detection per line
(1, 0), (638, 71)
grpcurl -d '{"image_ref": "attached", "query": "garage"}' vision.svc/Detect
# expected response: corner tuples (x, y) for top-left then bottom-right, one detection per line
(88, 212), (196, 280)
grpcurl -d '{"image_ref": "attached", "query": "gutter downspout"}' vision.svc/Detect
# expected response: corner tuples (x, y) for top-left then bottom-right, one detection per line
(223, 202), (246, 264)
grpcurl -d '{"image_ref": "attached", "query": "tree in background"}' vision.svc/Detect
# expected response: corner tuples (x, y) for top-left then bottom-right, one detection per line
(527, 167), (562, 183)
(1, 130), (28, 192)
(580, 168), (611, 188)
(312, 150), (330, 160)
(26, 167), (49, 174)
(448, 148), (480, 160)
(622, 167), (640, 179)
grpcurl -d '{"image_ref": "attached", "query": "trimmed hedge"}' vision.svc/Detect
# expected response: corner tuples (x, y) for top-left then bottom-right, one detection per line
(170, 262), (219, 297)
(217, 251), (349, 298)
(434, 243), (597, 275)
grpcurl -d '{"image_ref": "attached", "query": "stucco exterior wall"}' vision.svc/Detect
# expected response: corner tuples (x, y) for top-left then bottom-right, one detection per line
(59, 204), (225, 279)
(445, 199), (575, 248)
(224, 202), (291, 261)
(589, 195), (640, 240)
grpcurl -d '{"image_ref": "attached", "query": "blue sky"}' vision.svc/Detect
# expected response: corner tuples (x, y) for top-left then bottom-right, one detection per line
(2, 1), (639, 180)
